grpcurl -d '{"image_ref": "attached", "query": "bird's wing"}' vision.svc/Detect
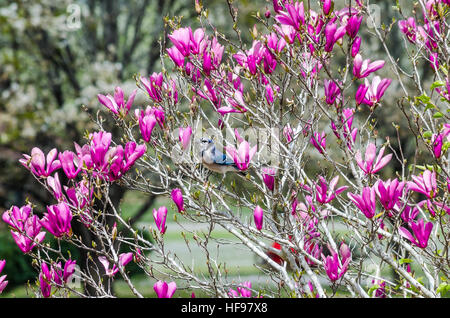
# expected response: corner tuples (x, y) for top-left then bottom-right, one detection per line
(213, 151), (236, 166)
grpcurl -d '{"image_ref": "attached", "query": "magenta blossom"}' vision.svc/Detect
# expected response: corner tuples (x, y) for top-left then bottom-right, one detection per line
(229, 281), (252, 298)
(253, 205), (264, 231)
(347, 186), (377, 219)
(355, 83), (369, 105)
(39, 262), (53, 298)
(11, 215), (46, 254)
(355, 143), (392, 175)
(0, 260), (8, 294)
(19, 147), (61, 178)
(59, 150), (81, 179)
(137, 107), (157, 143)
(41, 202), (73, 238)
(407, 170), (437, 199)
(399, 218), (433, 248)
(310, 131), (326, 154)
(97, 86), (137, 117)
(398, 17), (417, 43)
(225, 130), (257, 171)
(99, 252), (133, 277)
(374, 178), (405, 211)
(315, 176), (348, 205)
(2, 205), (32, 232)
(361, 76), (392, 107)
(89, 131), (112, 170)
(346, 14), (363, 38)
(322, 243), (351, 282)
(153, 206), (168, 234)
(324, 79), (342, 105)
(154, 280), (177, 298)
(262, 167), (277, 192)
(275, 1), (305, 30)
(179, 126), (192, 150)
(3, 206), (46, 254)
(171, 188), (185, 213)
(47, 172), (63, 201)
(353, 54), (385, 79)
(351, 36), (361, 58)
(324, 22), (346, 52)
(431, 133), (444, 159)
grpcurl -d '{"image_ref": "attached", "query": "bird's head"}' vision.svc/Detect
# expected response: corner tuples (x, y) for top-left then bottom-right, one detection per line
(198, 138), (215, 154)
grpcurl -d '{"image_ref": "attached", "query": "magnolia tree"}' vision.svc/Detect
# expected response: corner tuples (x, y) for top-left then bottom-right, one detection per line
(1, 0), (449, 298)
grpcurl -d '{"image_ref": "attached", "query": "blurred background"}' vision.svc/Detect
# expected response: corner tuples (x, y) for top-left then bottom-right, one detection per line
(0, 0), (430, 297)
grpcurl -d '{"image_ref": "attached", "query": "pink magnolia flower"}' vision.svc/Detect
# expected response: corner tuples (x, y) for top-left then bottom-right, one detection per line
(310, 131), (326, 154)
(374, 178), (405, 211)
(3, 206), (46, 254)
(353, 54), (385, 79)
(407, 170), (437, 199)
(39, 262), (53, 298)
(361, 76), (392, 107)
(347, 186), (377, 219)
(355, 83), (369, 105)
(99, 252), (133, 277)
(283, 124), (293, 143)
(346, 14), (363, 38)
(218, 90), (248, 116)
(372, 280), (387, 298)
(153, 206), (168, 234)
(398, 17), (417, 43)
(179, 126), (192, 150)
(315, 176), (348, 204)
(11, 215), (46, 254)
(19, 147), (61, 178)
(89, 131), (112, 170)
(167, 46), (185, 67)
(225, 130), (257, 171)
(229, 281), (252, 298)
(322, 0), (333, 15)
(97, 86), (137, 117)
(322, 243), (352, 282)
(324, 79), (342, 105)
(47, 172), (63, 201)
(52, 259), (77, 286)
(123, 141), (147, 172)
(399, 218), (433, 248)
(262, 167), (276, 192)
(59, 150), (81, 179)
(171, 188), (184, 213)
(0, 260), (8, 294)
(154, 280), (177, 298)
(253, 205), (264, 231)
(324, 22), (346, 52)
(275, 1), (305, 30)
(355, 143), (392, 175)
(2, 205), (32, 232)
(265, 84), (275, 105)
(65, 180), (93, 226)
(137, 108), (157, 143)
(431, 133), (444, 158)
(304, 240), (322, 267)
(351, 36), (361, 58)
(41, 202), (73, 238)
(168, 27), (192, 56)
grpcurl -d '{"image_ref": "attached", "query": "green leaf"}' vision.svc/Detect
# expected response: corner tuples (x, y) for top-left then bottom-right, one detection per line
(433, 112), (443, 118)
(399, 258), (412, 265)
(423, 131), (433, 138)
(431, 81), (445, 90)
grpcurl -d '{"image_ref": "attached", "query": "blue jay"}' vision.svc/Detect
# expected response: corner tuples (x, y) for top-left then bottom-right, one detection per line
(198, 138), (240, 174)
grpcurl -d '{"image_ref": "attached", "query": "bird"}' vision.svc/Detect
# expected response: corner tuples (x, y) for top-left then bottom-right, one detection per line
(198, 138), (240, 174)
